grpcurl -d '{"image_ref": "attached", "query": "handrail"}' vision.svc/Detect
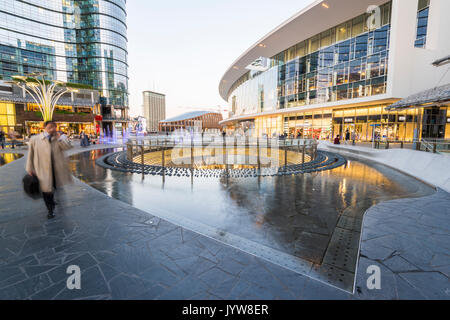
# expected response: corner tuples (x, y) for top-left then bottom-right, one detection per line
(420, 138), (450, 155)
(125, 137), (319, 162)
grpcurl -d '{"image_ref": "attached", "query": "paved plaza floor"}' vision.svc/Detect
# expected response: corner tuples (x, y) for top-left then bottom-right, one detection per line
(0, 145), (448, 299)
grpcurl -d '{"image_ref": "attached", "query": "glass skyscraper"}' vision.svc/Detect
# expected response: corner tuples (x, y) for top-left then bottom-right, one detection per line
(0, 0), (128, 108)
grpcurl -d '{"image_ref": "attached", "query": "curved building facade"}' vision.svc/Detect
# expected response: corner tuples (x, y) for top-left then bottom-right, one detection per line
(220, 0), (450, 141)
(0, 0), (128, 107)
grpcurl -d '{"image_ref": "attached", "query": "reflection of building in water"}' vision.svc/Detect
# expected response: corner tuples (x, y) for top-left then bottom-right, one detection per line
(0, 153), (23, 166)
(70, 146), (434, 290)
(69, 149), (134, 203)
(324, 159), (399, 186)
(219, 0), (450, 141)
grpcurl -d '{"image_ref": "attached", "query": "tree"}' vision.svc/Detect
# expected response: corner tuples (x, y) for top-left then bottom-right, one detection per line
(9, 73), (78, 122)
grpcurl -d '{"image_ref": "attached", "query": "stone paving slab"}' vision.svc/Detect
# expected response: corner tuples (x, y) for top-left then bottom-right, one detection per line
(0, 146), (449, 299)
(355, 191), (450, 299)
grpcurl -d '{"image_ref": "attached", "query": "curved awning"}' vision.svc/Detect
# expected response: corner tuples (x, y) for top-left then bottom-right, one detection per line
(386, 83), (450, 110)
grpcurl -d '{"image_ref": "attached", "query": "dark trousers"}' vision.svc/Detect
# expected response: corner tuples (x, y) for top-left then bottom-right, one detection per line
(44, 140), (57, 214)
(42, 192), (55, 213)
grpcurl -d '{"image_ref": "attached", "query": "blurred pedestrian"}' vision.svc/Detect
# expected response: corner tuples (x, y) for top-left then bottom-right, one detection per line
(80, 131), (89, 147)
(0, 130), (5, 149)
(8, 129), (18, 149)
(351, 131), (357, 146)
(334, 134), (341, 145)
(26, 121), (73, 219)
(344, 129), (350, 145)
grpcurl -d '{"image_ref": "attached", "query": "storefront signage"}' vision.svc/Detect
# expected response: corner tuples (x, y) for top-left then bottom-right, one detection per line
(344, 118), (354, 123)
(398, 116), (406, 122)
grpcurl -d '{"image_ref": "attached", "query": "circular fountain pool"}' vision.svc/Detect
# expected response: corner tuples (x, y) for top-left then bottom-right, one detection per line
(69, 147), (434, 291)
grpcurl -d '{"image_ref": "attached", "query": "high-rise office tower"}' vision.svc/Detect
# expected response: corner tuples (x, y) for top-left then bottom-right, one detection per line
(143, 91), (166, 133)
(0, 0), (129, 133)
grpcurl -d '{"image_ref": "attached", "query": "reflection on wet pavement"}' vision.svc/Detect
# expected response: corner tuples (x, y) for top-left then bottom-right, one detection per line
(0, 153), (23, 166)
(69, 148), (434, 290)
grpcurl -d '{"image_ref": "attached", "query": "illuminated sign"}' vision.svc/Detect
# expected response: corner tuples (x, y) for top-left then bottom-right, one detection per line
(344, 118), (354, 123)
(398, 116), (406, 121)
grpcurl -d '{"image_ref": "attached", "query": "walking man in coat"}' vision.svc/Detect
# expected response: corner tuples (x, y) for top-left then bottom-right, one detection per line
(26, 121), (73, 219)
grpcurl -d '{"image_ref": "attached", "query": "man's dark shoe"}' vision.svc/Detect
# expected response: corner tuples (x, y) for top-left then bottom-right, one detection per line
(47, 212), (55, 219)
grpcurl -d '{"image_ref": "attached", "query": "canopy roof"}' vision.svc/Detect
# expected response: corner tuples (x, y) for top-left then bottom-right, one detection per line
(386, 83), (450, 110)
(160, 111), (220, 123)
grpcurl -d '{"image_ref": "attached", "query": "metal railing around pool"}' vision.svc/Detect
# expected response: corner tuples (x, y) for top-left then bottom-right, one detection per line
(417, 139), (450, 155)
(125, 137), (320, 170)
(369, 139), (450, 155)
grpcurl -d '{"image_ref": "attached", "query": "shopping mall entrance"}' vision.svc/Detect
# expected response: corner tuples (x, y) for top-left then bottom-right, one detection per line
(421, 106), (447, 139)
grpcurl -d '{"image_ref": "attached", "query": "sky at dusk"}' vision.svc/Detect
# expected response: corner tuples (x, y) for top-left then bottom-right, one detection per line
(126, 0), (313, 118)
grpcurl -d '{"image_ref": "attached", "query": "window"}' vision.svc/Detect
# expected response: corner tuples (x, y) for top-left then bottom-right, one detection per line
(0, 102), (16, 133)
(337, 22), (351, 42)
(352, 16), (364, 37)
(309, 35), (320, 53)
(415, 0), (430, 48)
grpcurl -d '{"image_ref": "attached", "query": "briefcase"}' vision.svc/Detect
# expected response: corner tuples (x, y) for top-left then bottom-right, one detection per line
(23, 174), (41, 199)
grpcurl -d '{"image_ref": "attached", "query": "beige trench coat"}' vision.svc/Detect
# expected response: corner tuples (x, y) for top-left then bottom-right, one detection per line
(26, 133), (73, 193)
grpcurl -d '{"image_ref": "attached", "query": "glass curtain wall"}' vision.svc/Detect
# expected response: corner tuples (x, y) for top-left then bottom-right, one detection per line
(276, 2), (391, 109)
(229, 66), (279, 117)
(0, 0), (128, 107)
(228, 1), (392, 116)
(333, 105), (419, 142)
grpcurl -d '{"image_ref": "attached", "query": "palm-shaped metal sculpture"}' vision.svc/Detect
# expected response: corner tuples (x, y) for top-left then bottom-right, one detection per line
(9, 73), (77, 122)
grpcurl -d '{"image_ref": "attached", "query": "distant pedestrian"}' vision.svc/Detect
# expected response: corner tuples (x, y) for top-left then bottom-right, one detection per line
(351, 131), (357, 146)
(26, 121), (73, 219)
(334, 135), (341, 145)
(80, 131), (89, 147)
(0, 130), (5, 149)
(8, 130), (18, 149)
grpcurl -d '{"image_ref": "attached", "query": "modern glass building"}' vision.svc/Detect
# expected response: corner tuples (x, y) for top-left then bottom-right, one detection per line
(0, 0), (129, 134)
(219, 0), (450, 141)
(159, 111), (223, 133)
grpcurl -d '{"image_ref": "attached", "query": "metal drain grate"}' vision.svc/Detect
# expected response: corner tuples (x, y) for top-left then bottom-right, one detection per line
(322, 227), (361, 273)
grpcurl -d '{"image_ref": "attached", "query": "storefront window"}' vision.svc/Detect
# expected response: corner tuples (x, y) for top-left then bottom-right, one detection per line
(0, 102), (16, 133)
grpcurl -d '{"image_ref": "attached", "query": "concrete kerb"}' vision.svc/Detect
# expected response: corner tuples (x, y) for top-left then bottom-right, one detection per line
(319, 141), (447, 193)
